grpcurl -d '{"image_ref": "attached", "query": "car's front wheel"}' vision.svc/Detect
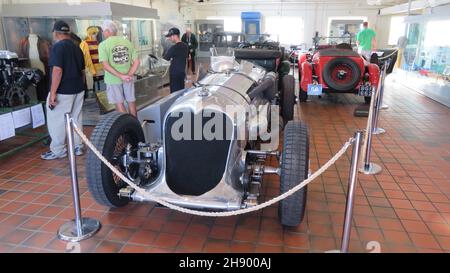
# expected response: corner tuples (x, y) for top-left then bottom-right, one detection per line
(279, 121), (309, 227)
(86, 112), (145, 208)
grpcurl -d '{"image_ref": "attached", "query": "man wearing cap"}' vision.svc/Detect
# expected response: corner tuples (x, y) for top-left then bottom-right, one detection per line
(41, 20), (86, 160)
(163, 27), (189, 93)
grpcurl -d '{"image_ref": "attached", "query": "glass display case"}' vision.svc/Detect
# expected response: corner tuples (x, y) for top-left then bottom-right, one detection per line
(1, 2), (171, 116)
(74, 18), (160, 77)
(396, 16), (450, 107)
(195, 19), (224, 57)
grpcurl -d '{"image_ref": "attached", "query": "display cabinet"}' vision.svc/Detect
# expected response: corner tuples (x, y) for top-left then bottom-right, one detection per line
(1, 2), (170, 114)
(396, 15), (450, 107)
(195, 19), (224, 57)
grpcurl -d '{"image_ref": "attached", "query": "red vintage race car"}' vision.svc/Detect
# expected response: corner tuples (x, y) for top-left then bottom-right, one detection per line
(298, 47), (380, 103)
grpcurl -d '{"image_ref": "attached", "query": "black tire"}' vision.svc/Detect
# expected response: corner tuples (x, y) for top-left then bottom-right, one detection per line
(299, 91), (308, 102)
(322, 57), (361, 91)
(370, 53), (379, 66)
(86, 112), (145, 208)
(281, 75), (295, 122)
(364, 96), (372, 104)
(279, 121), (309, 227)
(298, 66), (308, 103)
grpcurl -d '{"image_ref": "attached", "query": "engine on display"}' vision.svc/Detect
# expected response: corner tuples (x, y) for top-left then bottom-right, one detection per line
(0, 51), (43, 107)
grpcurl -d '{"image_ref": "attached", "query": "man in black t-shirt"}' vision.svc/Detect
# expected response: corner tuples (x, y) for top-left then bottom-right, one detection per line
(163, 28), (189, 93)
(41, 20), (86, 160)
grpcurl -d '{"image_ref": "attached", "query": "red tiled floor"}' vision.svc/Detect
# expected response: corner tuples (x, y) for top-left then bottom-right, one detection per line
(127, 230), (157, 245)
(95, 241), (123, 253)
(105, 227), (135, 243)
(230, 241), (256, 253)
(382, 230), (412, 245)
(401, 220), (431, 234)
(409, 233), (441, 250)
(177, 235), (207, 252)
(203, 239), (230, 253)
(209, 226), (235, 240)
(0, 76), (449, 253)
(120, 244), (149, 253)
(22, 232), (55, 248)
(153, 233), (182, 249)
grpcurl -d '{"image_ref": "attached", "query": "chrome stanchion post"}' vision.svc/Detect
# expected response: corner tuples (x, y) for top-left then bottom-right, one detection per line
(58, 113), (101, 242)
(341, 131), (363, 253)
(379, 59), (390, 110)
(359, 87), (383, 175)
(372, 67), (386, 135)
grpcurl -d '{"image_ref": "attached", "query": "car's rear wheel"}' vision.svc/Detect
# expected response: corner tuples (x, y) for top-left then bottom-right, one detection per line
(298, 66), (308, 103)
(281, 75), (295, 123)
(279, 121), (309, 227)
(86, 112), (144, 208)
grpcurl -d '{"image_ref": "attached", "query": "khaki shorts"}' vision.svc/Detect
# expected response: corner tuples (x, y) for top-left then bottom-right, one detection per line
(106, 82), (136, 104)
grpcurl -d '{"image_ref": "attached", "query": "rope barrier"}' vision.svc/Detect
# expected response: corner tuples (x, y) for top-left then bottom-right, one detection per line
(378, 48), (399, 61)
(72, 122), (354, 217)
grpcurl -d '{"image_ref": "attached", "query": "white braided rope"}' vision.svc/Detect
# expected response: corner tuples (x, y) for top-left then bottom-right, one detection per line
(378, 49), (399, 61)
(73, 123), (354, 217)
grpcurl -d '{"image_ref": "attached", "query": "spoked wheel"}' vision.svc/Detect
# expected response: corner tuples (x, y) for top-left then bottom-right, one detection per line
(86, 112), (144, 208)
(111, 134), (140, 188)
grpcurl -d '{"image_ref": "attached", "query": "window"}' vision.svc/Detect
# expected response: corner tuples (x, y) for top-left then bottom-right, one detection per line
(265, 16), (303, 45)
(424, 20), (450, 47)
(388, 16), (406, 46)
(206, 16), (242, 32)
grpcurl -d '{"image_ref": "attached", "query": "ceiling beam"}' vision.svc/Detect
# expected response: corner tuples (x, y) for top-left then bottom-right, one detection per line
(379, 0), (450, 15)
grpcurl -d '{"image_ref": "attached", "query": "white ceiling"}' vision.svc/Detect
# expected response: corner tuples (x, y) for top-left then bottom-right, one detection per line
(180, 0), (409, 6)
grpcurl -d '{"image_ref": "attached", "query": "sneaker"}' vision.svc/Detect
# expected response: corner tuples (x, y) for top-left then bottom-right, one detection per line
(41, 150), (67, 160)
(75, 147), (84, 156)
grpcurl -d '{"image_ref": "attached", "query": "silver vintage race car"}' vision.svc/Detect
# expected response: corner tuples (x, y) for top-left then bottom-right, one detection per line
(86, 51), (310, 227)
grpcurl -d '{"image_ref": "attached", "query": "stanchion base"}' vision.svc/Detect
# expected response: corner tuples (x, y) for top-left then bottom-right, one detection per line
(381, 105), (389, 110)
(359, 163), (382, 175)
(57, 217), (101, 242)
(372, 128), (386, 135)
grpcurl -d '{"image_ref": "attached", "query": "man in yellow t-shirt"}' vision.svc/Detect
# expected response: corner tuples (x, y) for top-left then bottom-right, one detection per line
(98, 20), (140, 117)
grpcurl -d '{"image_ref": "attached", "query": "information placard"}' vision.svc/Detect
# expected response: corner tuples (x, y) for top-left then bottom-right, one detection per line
(31, 104), (46, 128)
(0, 113), (16, 141)
(12, 107), (31, 128)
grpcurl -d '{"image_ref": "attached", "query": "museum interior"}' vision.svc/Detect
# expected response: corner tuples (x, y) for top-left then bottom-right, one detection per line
(0, 0), (449, 254)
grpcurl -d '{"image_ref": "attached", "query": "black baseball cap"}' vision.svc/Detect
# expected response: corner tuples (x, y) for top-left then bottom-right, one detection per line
(165, 27), (180, 37)
(53, 20), (70, 33)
